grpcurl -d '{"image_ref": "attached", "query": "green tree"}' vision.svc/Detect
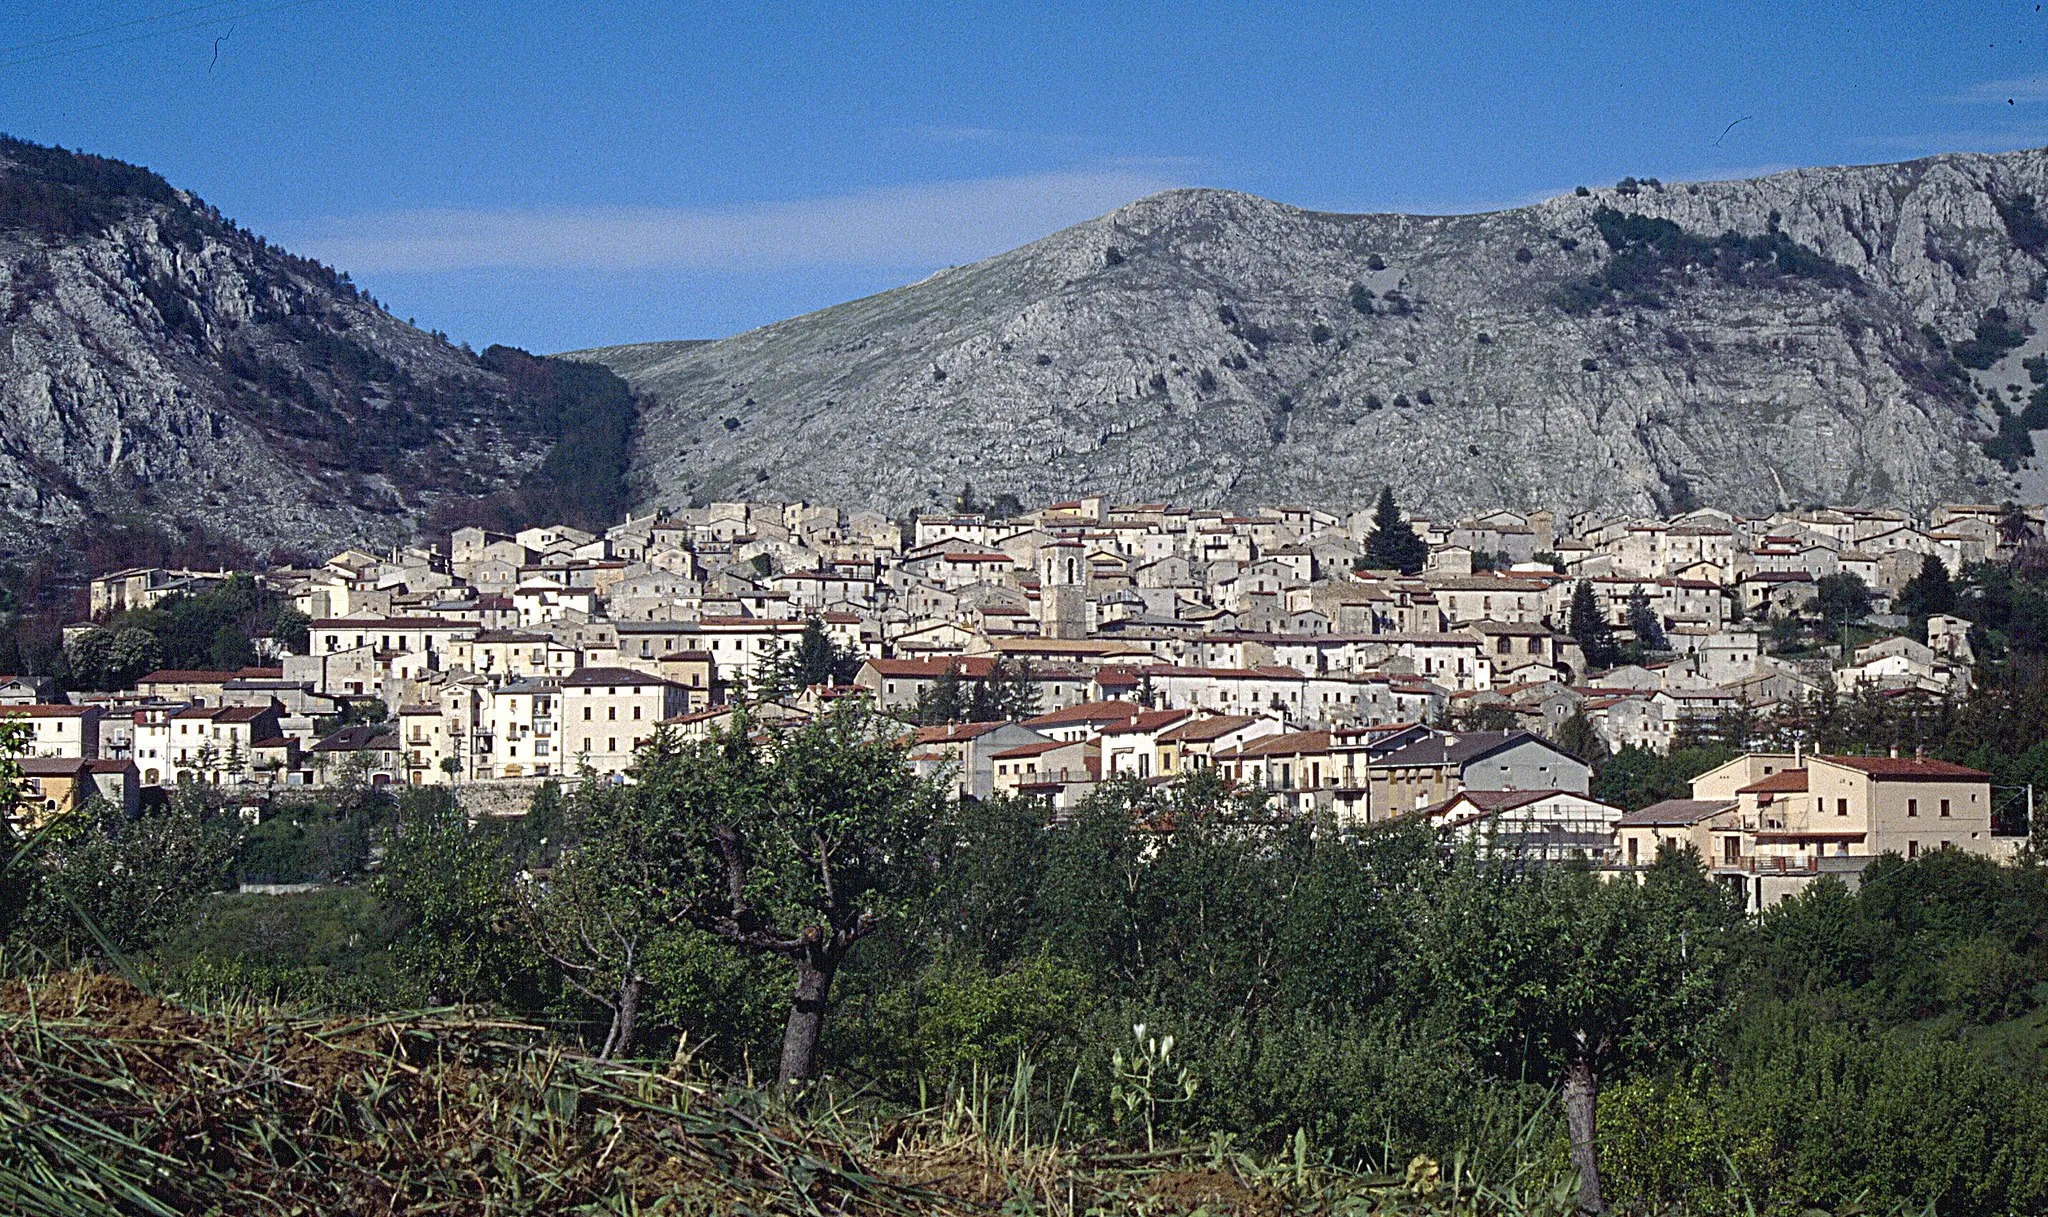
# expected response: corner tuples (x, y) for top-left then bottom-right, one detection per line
(1897, 554), (1957, 619)
(1569, 580), (1622, 671)
(19, 788), (239, 956)
(1815, 571), (1873, 626)
(644, 702), (944, 1090)
(994, 657), (1042, 719)
(520, 814), (665, 1057)
(1553, 710), (1607, 762)
(64, 626), (161, 691)
(378, 789), (524, 1004)
(914, 668), (964, 725)
(0, 719), (30, 939)
(1413, 846), (1739, 1211)
(759, 616), (858, 699)
(965, 675), (1002, 722)
(1624, 587), (1667, 652)
(1363, 487), (1429, 574)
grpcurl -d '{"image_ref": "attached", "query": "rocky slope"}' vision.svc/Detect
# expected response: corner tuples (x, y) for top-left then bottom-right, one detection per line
(0, 138), (547, 566)
(578, 148), (2048, 518)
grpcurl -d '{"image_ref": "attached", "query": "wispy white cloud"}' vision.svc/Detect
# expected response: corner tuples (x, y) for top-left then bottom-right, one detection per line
(908, 123), (1016, 145)
(290, 167), (1186, 275)
(1955, 75), (2048, 104)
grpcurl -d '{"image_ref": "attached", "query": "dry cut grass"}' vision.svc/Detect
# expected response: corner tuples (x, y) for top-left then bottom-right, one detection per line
(0, 971), (1581, 1216)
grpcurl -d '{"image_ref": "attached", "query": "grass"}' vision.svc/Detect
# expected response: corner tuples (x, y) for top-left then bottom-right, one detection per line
(0, 970), (1586, 1216)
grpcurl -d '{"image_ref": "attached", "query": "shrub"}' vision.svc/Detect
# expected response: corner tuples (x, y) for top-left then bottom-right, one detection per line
(1996, 192), (2048, 256)
(1575, 185), (1592, 196)
(1366, 254), (1386, 271)
(1311, 322), (1333, 343)
(1582, 358), (1600, 372)
(1515, 246), (1534, 264)
(1951, 307), (2028, 370)
(1103, 246), (1125, 266)
(1348, 283), (1374, 314)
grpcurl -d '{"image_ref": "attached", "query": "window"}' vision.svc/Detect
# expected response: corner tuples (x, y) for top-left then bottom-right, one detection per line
(608, 738), (617, 751)
(1837, 798), (1848, 817)
(1940, 798), (1951, 818)
(633, 706), (642, 720)
(608, 706), (617, 721)
(584, 706), (592, 720)
(1907, 798), (1918, 817)
(1907, 840), (1919, 859)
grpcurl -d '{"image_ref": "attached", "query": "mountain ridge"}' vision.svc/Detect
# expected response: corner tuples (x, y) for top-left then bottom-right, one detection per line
(575, 147), (2048, 518)
(0, 137), (632, 573)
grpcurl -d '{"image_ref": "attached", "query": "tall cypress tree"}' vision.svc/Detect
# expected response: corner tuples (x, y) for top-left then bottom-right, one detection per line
(1569, 580), (1621, 672)
(1363, 487), (1430, 574)
(1623, 587), (1668, 652)
(1896, 555), (1955, 619)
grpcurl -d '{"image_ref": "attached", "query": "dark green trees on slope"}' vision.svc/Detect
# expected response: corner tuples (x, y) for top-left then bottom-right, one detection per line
(1363, 486), (1429, 574)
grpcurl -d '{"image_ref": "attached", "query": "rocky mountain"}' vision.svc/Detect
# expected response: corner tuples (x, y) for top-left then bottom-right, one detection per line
(0, 137), (621, 570)
(578, 148), (2048, 519)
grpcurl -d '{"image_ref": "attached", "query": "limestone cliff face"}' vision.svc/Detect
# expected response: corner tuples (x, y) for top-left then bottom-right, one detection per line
(0, 140), (537, 562)
(585, 148), (2048, 518)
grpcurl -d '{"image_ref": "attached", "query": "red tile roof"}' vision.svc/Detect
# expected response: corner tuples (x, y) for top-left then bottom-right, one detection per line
(912, 722), (1010, 744)
(137, 669), (236, 685)
(1098, 709), (1192, 736)
(991, 739), (1071, 760)
(1736, 769), (1810, 795)
(1817, 755), (1991, 780)
(1023, 700), (1142, 727)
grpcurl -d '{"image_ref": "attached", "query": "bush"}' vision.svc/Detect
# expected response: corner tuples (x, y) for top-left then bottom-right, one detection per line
(1552, 206), (1861, 314)
(1951, 307), (2028, 370)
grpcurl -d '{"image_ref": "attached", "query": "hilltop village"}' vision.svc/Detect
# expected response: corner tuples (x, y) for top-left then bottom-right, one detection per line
(6, 493), (2032, 910)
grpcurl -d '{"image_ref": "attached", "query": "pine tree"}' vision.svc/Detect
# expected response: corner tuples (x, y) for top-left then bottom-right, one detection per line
(1569, 580), (1621, 672)
(1363, 487), (1429, 574)
(993, 658), (1041, 720)
(1553, 710), (1607, 763)
(916, 669), (964, 725)
(1897, 555), (1956, 619)
(1624, 587), (1668, 653)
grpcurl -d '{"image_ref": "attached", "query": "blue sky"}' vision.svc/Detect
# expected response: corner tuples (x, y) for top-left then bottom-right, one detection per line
(6, 1), (2048, 351)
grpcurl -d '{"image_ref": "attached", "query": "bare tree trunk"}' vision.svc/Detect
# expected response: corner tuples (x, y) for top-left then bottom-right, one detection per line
(601, 975), (642, 1060)
(776, 951), (836, 1093)
(1562, 1054), (1604, 1214)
